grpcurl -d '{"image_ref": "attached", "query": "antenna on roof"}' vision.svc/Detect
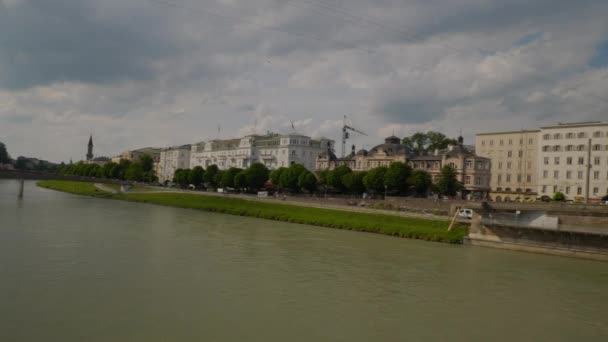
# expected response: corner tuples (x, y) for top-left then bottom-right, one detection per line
(290, 120), (295, 131)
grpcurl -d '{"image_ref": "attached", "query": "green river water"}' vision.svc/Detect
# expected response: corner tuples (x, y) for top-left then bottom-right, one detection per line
(0, 180), (607, 341)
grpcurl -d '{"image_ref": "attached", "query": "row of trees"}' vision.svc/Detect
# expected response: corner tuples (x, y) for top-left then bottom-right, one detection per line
(57, 154), (156, 182)
(173, 163), (270, 192)
(317, 162), (462, 196)
(0, 142), (10, 164)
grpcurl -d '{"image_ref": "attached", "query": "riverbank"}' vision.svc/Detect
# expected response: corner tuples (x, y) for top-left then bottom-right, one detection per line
(37, 180), (468, 243)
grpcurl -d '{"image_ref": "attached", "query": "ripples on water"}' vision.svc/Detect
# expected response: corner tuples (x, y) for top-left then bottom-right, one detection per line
(1, 180), (607, 341)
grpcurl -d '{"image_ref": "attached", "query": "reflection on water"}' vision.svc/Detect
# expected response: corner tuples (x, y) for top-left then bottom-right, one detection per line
(1, 180), (607, 342)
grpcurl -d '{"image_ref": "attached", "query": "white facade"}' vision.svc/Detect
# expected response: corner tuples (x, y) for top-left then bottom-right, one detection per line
(537, 122), (608, 202)
(190, 133), (334, 171)
(158, 145), (191, 183)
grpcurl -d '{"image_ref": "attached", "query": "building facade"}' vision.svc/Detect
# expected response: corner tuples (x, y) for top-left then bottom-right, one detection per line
(537, 122), (608, 202)
(316, 136), (413, 171)
(475, 130), (540, 202)
(190, 133), (333, 172)
(158, 145), (191, 183)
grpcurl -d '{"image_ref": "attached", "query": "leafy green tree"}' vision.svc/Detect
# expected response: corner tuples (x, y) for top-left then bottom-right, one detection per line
(298, 171), (318, 193)
(316, 169), (329, 187)
(117, 159), (132, 180)
(15, 157), (28, 170)
(0, 142), (11, 164)
(174, 169), (191, 188)
(435, 165), (462, 196)
(383, 162), (411, 195)
(326, 165), (352, 193)
(100, 162), (117, 179)
(402, 132), (429, 154)
(234, 170), (248, 191)
(139, 154), (155, 182)
(270, 167), (287, 186)
(189, 166), (205, 188)
(552, 192), (566, 202)
(214, 170), (225, 188)
(408, 169), (432, 196)
(279, 164), (307, 191)
(341, 171), (367, 195)
(220, 167), (242, 188)
(363, 166), (388, 194)
(204, 165), (219, 188)
(402, 131), (458, 154)
(125, 162), (144, 181)
(245, 163), (270, 190)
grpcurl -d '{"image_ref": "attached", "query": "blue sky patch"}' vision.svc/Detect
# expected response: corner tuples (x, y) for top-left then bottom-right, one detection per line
(589, 40), (608, 68)
(515, 32), (543, 47)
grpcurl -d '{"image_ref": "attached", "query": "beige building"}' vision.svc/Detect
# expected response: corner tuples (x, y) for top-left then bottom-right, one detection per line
(158, 145), (191, 183)
(475, 130), (540, 202)
(120, 147), (162, 163)
(317, 136), (491, 199)
(537, 122), (608, 202)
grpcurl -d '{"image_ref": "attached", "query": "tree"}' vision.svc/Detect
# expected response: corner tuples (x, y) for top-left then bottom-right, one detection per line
(552, 192), (566, 202)
(139, 154), (155, 182)
(189, 166), (205, 188)
(279, 164), (307, 191)
(326, 165), (352, 193)
(316, 169), (330, 187)
(363, 166), (388, 194)
(383, 162), (411, 195)
(402, 131), (458, 154)
(298, 171), (318, 193)
(174, 169), (191, 188)
(204, 165), (219, 188)
(100, 162), (117, 179)
(435, 165), (462, 196)
(270, 167), (287, 186)
(220, 167), (242, 188)
(125, 162), (144, 181)
(15, 157), (28, 170)
(245, 163), (270, 190)
(117, 159), (132, 180)
(341, 171), (367, 195)
(234, 170), (248, 191)
(0, 142), (10, 164)
(408, 170), (432, 196)
(402, 132), (429, 154)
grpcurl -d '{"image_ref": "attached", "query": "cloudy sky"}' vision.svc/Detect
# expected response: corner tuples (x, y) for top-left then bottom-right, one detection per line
(1, 0), (607, 162)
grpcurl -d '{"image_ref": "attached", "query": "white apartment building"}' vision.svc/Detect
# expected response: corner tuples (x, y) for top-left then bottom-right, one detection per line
(158, 144), (191, 183)
(537, 122), (608, 202)
(189, 133), (334, 172)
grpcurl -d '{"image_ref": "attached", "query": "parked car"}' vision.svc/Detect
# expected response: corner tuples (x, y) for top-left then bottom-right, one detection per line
(458, 208), (473, 219)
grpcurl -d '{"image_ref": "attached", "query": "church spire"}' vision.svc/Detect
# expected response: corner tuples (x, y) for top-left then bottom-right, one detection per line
(86, 134), (94, 161)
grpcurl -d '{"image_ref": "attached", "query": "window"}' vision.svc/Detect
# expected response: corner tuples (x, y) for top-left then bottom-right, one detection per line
(554, 157), (560, 165)
(500, 140), (504, 146)
(498, 162), (503, 169)
(490, 140), (494, 146)
(542, 185), (547, 193)
(466, 160), (473, 169)
(497, 174), (502, 182)
(566, 133), (575, 139)
(475, 177), (482, 186)
(595, 156), (601, 165)
(553, 185), (558, 193)
(594, 171), (600, 180)
(506, 174), (511, 182)
(593, 131), (603, 138)
(593, 144), (602, 151)
(565, 186), (570, 195)
(507, 151), (512, 157)
(526, 174), (531, 182)
(542, 146), (550, 152)
(577, 145), (585, 151)
(528, 138), (534, 144)
(578, 132), (585, 138)
(566, 145), (574, 151)
(578, 171), (584, 180)
(553, 171), (559, 179)
(543, 170), (548, 178)
(553, 133), (561, 139)
(593, 187), (599, 195)
(518, 150), (523, 157)
(553, 145), (561, 152)
(578, 157), (585, 165)
(517, 174), (522, 182)
(566, 171), (572, 179)
(543, 134), (551, 140)
(567, 157), (573, 165)
(577, 187), (583, 195)
(508, 139), (513, 145)
(507, 162), (512, 169)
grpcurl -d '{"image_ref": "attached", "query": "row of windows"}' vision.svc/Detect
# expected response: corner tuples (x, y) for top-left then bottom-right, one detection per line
(543, 131), (607, 140)
(495, 188), (534, 193)
(543, 170), (608, 180)
(542, 144), (608, 152)
(495, 174), (532, 183)
(480, 138), (534, 146)
(495, 161), (532, 169)
(542, 185), (608, 196)
(543, 156), (607, 166)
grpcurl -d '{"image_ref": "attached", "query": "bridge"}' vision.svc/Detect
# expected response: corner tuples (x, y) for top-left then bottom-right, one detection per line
(459, 201), (608, 261)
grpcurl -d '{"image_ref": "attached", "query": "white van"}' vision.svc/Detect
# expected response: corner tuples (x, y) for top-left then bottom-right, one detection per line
(458, 209), (473, 219)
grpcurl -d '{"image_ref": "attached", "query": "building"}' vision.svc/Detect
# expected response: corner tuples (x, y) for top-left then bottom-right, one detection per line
(120, 147), (162, 163)
(475, 130), (540, 202)
(84, 135), (110, 166)
(317, 135), (491, 199)
(316, 136), (413, 171)
(189, 133), (333, 171)
(158, 145), (191, 183)
(537, 122), (608, 202)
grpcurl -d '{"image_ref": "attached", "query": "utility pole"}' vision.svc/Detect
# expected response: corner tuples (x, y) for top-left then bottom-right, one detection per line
(585, 138), (592, 204)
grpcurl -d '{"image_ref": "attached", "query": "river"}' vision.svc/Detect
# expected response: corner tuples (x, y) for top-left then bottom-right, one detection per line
(1, 180), (607, 341)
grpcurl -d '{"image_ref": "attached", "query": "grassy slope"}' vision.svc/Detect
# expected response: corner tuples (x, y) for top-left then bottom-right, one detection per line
(37, 180), (111, 197)
(38, 180), (468, 243)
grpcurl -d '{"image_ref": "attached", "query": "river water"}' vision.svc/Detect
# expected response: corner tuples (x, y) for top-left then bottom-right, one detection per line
(1, 180), (607, 341)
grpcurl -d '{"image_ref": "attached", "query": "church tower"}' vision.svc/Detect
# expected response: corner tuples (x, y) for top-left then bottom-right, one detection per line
(86, 135), (94, 161)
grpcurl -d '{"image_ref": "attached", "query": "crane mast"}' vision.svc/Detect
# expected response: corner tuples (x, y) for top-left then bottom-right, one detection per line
(341, 115), (368, 157)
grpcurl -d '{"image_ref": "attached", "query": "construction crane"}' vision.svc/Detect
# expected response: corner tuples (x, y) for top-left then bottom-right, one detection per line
(341, 115), (368, 157)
